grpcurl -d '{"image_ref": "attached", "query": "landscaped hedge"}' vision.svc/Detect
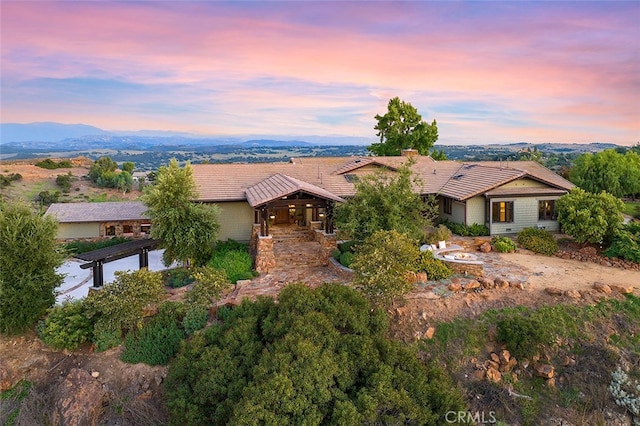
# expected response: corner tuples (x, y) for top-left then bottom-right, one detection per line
(605, 223), (640, 263)
(491, 236), (516, 253)
(441, 219), (489, 237)
(414, 251), (454, 281)
(517, 228), (558, 256)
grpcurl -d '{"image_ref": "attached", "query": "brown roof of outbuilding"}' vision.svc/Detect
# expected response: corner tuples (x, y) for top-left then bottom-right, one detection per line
(245, 174), (345, 207)
(45, 201), (148, 223)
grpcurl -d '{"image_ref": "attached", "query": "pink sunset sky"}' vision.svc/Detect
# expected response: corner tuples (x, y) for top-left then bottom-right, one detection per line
(1, 1), (638, 145)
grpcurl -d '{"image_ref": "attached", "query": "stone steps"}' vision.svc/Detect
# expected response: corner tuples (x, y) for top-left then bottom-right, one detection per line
(273, 240), (326, 269)
(270, 226), (313, 243)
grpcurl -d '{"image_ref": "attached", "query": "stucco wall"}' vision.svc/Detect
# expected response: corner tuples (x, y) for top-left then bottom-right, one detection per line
(57, 222), (100, 239)
(500, 177), (547, 189)
(439, 197), (465, 224)
(216, 201), (254, 242)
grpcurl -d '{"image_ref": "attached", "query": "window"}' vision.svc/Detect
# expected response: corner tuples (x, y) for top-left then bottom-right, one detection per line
(492, 201), (514, 223)
(123, 224), (133, 234)
(105, 225), (116, 236)
(443, 197), (453, 214)
(538, 200), (556, 220)
(141, 224), (151, 234)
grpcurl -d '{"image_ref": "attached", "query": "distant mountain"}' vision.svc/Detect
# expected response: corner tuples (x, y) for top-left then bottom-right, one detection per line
(1, 122), (111, 143)
(241, 139), (313, 147)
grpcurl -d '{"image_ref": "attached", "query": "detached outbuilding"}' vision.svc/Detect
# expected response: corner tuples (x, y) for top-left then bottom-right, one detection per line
(45, 201), (150, 240)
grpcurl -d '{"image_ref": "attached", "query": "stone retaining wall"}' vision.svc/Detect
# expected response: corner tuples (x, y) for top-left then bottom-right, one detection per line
(328, 257), (354, 281)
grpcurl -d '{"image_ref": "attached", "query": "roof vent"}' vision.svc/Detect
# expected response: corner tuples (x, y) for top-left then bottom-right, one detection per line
(453, 174), (464, 180)
(433, 169), (437, 174)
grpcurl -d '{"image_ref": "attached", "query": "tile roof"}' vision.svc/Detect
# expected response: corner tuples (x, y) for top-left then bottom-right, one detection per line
(191, 155), (574, 203)
(45, 201), (148, 223)
(245, 174), (345, 207)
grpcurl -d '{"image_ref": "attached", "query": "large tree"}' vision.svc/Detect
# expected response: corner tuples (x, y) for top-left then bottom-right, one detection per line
(368, 97), (439, 156)
(166, 283), (465, 424)
(556, 188), (624, 245)
(335, 163), (437, 243)
(142, 159), (220, 267)
(0, 202), (66, 334)
(569, 149), (640, 198)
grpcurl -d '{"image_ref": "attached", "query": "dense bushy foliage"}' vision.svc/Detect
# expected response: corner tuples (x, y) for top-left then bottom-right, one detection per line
(569, 149), (640, 198)
(415, 251), (454, 281)
(0, 202), (65, 334)
(604, 223), (640, 263)
(208, 240), (254, 282)
(35, 190), (61, 205)
(517, 228), (558, 256)
(55, 172), (74, 192)
(496, 311), (552, 360)
(491, 236), (517, 253)
(339, 251), (355, 268)
(121, 303), (186, 365)
(37, 300), (93, 350)
(351, 230), (420, 306)
(35, 158), (73, 169)
(556, 188), (624, 244)
(424, 224), (452, 244)
(0, 173), (22, 187)
(163, 268), (195, 288)
(88, 156), (133, 193)
(143, 159), (220, 267)
(441, 219), (489, 237)
(83, 269), (165, 351)
(335, 163), (438, 243)
(166, 283), (466, 425)
(186, 266), (230, 308)
(64, 237), (131, 255)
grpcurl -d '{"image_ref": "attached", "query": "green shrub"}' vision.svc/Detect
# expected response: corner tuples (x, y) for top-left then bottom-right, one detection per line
(605, 227), (640, 263)
(83, 269), (166, 351)
(441, 220), (489, 237)
(331, 249), (341, 260)
(37, 299), (93, 351)
(424, 224), (452, 244)
(517, 228), (558, 255)
(187, 266), (231, 308)
(182, 306), (208, 335)
(0, 173), (22, 187)
(415, 251), (454, 281)
(64, 237), (131, 255)
(339, 251), (355, 268)
(121, 315), (185, 365)
(163, 268), (194, 288)
(496, 313), (551, 359)
(35, 158), (72, 169)
(338, 240), (357, 253)
(491, 236), (516, 253)
(209, 249), (253, 283)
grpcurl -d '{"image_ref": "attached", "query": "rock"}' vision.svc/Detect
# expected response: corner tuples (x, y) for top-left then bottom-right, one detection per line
(463, 280), (480, 290)
(52, 368), (105, 426)
(610, 285), (633, 294)
(546, 377), (556, 388)
(545, 287), (563, 296)
(498, 350), (511, 364)
(579, 246), (597, 256)
(533, 363), (555, 379)
(478, 277), (495, 289)
(480, 242), (492, 253)
(494, 277), (509, 288)
(593, 282), (612, 294)
(0, 361), (18, 391)
(471, 369), (485, 381)
(416, 272), (428, 283)
(424, 326), (436, 340)
(448, 282), (462, 292)
(510, 281), (524, 290)
(490, 352), (500, 363)
(91, 371), (100, 378)
(564, 289), (581, 299)
(485, 360), (500, 370)
(236, 279), (252, 288)
(486, 367), (502, 383)
(502, 357), (518, 373)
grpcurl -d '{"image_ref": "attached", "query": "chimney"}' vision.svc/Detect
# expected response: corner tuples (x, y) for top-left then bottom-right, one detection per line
(401, 148), (419, 158)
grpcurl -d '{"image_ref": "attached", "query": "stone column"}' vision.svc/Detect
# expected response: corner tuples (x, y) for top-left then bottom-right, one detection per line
(314, 230), (338, 265)
(254, 235), (276, 274)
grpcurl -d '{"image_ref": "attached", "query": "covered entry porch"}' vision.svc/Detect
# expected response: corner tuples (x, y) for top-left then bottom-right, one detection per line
(244, 174), (344, 274)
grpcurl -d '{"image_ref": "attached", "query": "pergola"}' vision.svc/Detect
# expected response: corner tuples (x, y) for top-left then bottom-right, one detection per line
(245, 173), (344, 236)
(75, 239), (160, 288)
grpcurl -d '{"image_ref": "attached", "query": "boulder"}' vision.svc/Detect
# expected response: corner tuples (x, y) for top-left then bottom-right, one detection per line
(579, 246), (597, 256)
(448, 282), (462, 292)
(564, 289), (581, 299)
(498, 350), (511, 364)
(479, 277), (495, 289)
(486, 367), (502, 383)
(593, 282), (612, 294)
(52, 368), (105, 426)
(533, 363), (555, 379)
(490, 352), (500, 363)
(479, 242), (492, 253)
(494, 277), (510, 288)
(545, 287), (563, 296)
(610, 285), (633, 294)
(510, 281), (525, 290)
(424, 326), (436, 340)
(463, 280), (480, 290)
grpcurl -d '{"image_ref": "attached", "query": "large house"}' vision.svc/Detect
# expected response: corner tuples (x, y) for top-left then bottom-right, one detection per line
(190, 151), (574, 241)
